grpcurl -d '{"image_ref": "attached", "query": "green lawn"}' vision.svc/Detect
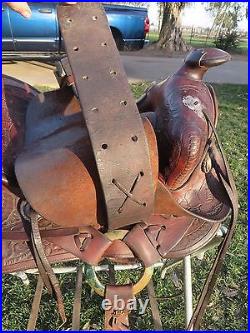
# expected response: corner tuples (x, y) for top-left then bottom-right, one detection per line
(2, 83), (247, 330)
(147, 32), (248, 54)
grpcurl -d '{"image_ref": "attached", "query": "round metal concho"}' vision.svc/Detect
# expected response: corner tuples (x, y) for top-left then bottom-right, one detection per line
(84, 230), (154, 297)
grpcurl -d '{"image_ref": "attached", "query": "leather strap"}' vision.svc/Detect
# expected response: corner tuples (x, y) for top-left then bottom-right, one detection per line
(57, 3), (154, 230)
(27, 275), (44, 330)
(147, 279), (163, 330)
(187, 111), (238, 329)
(72, 264), (83, 330)
(104, 285), (133, 330)
(25, 207), (67, 323)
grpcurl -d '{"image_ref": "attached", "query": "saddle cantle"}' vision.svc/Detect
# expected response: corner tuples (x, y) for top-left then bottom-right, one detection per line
(2, 3), (238, 330)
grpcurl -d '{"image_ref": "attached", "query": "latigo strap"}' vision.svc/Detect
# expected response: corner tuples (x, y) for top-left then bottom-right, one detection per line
(58, 3), (155, 230)
(104, 285), (133, 330)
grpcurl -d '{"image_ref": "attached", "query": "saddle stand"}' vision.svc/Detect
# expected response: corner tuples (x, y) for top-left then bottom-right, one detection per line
(2, 3), (238, 330)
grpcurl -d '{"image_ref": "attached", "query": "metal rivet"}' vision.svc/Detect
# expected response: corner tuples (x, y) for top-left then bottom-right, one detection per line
(92, 16), (98, 21)
(82, 75), (89, 80)
(131, 135), (138, 142)
(102, 143), (108, 150)
(120, 100), (127, 106)
(91, 107), (98, 112)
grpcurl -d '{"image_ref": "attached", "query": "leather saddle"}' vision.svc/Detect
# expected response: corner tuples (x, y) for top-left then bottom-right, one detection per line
(2, 4), (238, 329)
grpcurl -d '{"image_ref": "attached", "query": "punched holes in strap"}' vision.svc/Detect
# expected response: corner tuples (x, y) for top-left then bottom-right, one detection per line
(57, 3), (154, 230)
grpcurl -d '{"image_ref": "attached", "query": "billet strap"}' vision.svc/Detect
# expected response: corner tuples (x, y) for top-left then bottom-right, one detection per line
(57, 3), (154, 230)
(104, 285), (133, 330)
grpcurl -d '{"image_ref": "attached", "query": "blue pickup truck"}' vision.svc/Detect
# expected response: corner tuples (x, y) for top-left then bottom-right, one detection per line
(2, 2), (149, 60)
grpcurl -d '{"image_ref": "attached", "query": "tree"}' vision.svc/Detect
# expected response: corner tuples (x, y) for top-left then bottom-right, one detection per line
(205, 2), (247, 51)
(156, 2), (188, 52)
(205, 2), (248, 35)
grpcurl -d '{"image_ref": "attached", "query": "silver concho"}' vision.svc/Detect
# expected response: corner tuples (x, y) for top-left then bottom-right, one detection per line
(182, 95), (204, 119)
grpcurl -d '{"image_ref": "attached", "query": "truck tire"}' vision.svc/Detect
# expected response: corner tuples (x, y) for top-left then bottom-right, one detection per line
(111, 29), (124, 51)
(133, 40), (144, 50)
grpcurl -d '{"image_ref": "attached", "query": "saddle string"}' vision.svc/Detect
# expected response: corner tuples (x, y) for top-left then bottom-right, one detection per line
(22, 204), (67, 323)
(187, 182), (237, 330)
(187, 111), (238, 329)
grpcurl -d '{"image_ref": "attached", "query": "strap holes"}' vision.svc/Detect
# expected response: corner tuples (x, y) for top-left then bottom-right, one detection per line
(161, 225), (166, 230)
(102, 143), (108, 150)
(92, 16), (98, 21)
(112, 179), (116, 184)
(120, 100), (127, 106)
(140, 171), (144, 176)
(67, 18), (72, 23)
(131, 135), (138, 142)
(73, 46), (79, 51)
(143, 202), (147, 207)
(101, 42), (107, 47)
(91, 107), (98, 112)
(82, 75), (89, 80)
(110, 70), (117, 76)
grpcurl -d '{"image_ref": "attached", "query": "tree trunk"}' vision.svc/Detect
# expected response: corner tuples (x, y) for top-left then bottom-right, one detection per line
(156, 2), (188, 52)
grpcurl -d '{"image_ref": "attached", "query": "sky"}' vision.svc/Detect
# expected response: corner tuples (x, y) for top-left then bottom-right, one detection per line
(147, 2), (248, 31)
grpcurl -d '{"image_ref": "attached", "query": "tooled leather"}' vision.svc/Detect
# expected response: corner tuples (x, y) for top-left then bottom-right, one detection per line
(156, 82), (215, 191)
(123, 215), (212, 265)
(166, 219), (220, 258)
(137, 53), (232, 225)
(2, 186), (77, 272)
(136, 50), (229, 195)
(2, 76), (38, 183)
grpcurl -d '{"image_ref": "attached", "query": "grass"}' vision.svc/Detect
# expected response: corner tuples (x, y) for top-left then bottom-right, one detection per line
(147, 31), (248, 55)
(2, 83), (247, 330)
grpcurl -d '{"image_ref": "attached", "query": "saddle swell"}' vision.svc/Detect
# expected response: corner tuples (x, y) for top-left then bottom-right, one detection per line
(138, 48), (233, 224)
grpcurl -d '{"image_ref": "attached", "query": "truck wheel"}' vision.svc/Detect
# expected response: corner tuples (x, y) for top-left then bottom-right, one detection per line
(112, 30), (124, 51)
(132, 41), (144, 50)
